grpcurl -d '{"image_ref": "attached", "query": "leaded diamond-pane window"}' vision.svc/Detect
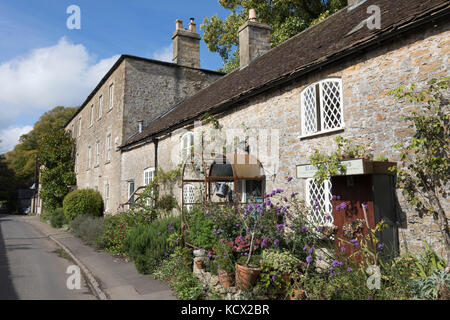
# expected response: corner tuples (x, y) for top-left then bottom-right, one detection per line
(301, 79), (344, 136)
(183, 184), (195, 212)
(305, 178), (333, 226)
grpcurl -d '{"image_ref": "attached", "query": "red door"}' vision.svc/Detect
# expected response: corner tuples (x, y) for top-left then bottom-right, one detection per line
(331, 175), (375, 258)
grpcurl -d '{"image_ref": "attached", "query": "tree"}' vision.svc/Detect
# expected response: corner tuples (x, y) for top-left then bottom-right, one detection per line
(201, 0), (347, 72)
(5, 106), (77, 184)
(389, 77), (450, 267)
(38, 127), (76, 211)
(0, 152), (18, 211)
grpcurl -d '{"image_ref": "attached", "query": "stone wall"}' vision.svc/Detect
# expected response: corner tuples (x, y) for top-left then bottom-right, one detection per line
(128, 20), (449, 257)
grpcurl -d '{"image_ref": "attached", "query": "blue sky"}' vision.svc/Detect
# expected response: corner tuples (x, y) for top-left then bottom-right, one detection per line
(0, 0), (229, 153)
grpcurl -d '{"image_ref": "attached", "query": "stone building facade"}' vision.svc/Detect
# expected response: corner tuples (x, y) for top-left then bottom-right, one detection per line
(65, 19), (223, 212)
(120, 0), (449, 257)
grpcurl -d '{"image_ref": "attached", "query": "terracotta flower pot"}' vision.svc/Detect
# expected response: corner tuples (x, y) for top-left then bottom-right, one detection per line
(290, 288), (307, 300)
(218, 270), (234, 288)
(235, 263), (261, 291)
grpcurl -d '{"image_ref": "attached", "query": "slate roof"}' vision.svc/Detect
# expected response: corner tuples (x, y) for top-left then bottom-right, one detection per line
(122, 0), (449, 149)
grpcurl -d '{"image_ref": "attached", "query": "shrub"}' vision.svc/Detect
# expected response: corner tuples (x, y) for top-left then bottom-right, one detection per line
(102, 213), (132, 256)
(157, 194), (178, 216)
(63, 189), (104, 221)
(186, 206), (217, 250)
(124, 216), (180, 274)
(70, 214), (106, 248)
(409, 269), (450, 300)
(50, 208), (67, 228)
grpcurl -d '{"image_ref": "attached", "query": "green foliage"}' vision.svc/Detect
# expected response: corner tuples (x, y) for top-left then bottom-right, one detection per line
(157, 194), (178, 216)
(186, 206), (218, 249)
(410, 270), (450, 300)
(0, 154), (18, 211)
(50, 208), (67, 229)
(389, 77), (450, 265)
(410, 242), (447, 278)
(39, 128), (76, 210)
(170, 269), (205, 300)
(70, 214), (106, 248)
(63, 189), (104, 221)
(201, 0), (347, 72)
(214, 240), (235, 273)
(124, 217), (180, 274)
(6, 106), (77, 184)
(101, 213), (132, 256)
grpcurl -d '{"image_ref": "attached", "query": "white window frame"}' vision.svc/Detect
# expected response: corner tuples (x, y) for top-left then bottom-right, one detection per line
(109, 83), (114, 110)
(105, 182), (110, 210)
(143, 168), (155, 206)
(106, 134), (112, 162)
(98, 95), (103, 119)
(300, 78), (344, 138)
(128, 180), (135, 204)
(180, 132), (194, 162)
(95, 141), (100, 166)
(305, 178), (333, 226)
(87, 146), (92, 170)
(90, 104), (94, 126)
(78, 117), (82, 137)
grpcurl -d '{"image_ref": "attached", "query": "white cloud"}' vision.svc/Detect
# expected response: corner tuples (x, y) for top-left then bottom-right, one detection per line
(0, 37), (120, 152)
(0, 125), (33, 154)
(152, 44), (173, 63)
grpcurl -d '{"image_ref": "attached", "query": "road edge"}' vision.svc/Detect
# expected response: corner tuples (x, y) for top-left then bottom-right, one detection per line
(23, 216), (109, 300)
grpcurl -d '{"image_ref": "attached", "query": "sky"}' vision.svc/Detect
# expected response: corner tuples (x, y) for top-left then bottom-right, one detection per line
(0, 0), (229, 153)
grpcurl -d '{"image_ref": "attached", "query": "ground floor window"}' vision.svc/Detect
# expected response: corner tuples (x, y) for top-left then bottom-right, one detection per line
(305, 178), (333, 226)
(183, 184), (195, 211)
(128, 181), (135, 204)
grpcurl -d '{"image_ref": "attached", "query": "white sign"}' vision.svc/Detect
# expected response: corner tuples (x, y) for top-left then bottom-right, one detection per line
(296, 159), (368, 178)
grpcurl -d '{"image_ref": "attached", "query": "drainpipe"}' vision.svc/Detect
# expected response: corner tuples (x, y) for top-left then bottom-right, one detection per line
(153, 138), (158, 172)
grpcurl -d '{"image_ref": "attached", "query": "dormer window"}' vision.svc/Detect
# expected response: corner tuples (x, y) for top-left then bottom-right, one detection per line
(300, 78), (344, 137)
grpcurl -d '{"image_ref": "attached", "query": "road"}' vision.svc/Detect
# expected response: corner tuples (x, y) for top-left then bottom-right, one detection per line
(0, 214), (96, 300)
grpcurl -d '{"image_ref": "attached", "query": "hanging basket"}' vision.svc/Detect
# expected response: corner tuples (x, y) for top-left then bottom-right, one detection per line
(235, 262), (261, 291)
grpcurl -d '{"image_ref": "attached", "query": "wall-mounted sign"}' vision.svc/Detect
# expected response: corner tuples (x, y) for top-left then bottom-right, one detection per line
(296, 159), (396, 179)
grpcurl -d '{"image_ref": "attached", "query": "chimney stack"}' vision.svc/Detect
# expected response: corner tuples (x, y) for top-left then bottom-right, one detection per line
(172, 18), (201, 68)
(238, 9), (272, 69)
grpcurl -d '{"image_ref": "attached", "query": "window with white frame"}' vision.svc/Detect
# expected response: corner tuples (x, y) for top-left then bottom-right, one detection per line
(87, 146), (92, 169)
(90, 104), (94, 126)
(109, 84), (114, 110)
(183, 183), (195, 211)
(143, 168), (155, 206)
(98, 95), (103, 119)
(128, 180), (135, 204)
(95, 141), (100, 166)
(78, 117), (82, 137)
(105, 183), (110, 210)
(181, 132), (194, 162)
(305, 178), (333, 226)
(301, 78), (344, 137)
(106, 134), (112, 162)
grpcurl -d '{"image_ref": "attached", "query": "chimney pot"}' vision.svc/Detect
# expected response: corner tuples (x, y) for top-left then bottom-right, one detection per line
(176, 19), (183, 31)
(189, 18), (196, 33)
(249, 9), (257, 22)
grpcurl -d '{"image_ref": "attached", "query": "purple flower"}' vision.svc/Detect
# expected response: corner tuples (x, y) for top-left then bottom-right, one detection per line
(236, 224), (240, 228)
(291, 192), (299, 198)
(272, 273), (277, 282)
(273, 239), (280, 246)
(157, 232), (161, 236)
(303, 245), (309, 251)
(325, 215), (332, 221)
(306, 256), (312, 264)
(245, 227), (250, 233)
(301, 226), (308, 233)
(331, 260), (341, 267)
(287, 176), (293, 182)
(362, 203), (369, 210)
(377, 243), (384, 251)
(336, 202), (347, 210)
(341, 247), (346, 253)
(308, 247), (314, 254)
(277, 224), (284, 233)
(347, 267), (352, 273)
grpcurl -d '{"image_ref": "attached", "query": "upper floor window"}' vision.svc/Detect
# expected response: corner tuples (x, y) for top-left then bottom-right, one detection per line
(78, 117), (82, 137)
(106, 133), (112, 162)
(98, 95), (103, 119)
(144, 167), (155, 186)
(109, 84), (114, 110)
(87, 146), (92, 169)
(95, 141), (100, 166)
(90, 104), (94, 126)
(181, 132), (194, 162)
(300, 78), (344, 137)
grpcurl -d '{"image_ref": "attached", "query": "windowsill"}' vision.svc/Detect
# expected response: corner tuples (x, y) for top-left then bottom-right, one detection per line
(94, 164), (99, 168)
(298, 127), (345, 140)
(107, 107), (113, 113)
(105, 161), (111, 165)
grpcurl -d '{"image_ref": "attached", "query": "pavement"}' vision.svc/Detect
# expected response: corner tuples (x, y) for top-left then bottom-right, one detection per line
(21, 214), (175, 300)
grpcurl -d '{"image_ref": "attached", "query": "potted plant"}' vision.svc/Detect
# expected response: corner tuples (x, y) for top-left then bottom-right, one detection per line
(214, 241), (235, 288)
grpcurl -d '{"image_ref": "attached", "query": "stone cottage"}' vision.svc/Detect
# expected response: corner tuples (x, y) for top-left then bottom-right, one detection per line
(64, 19), (224, 212)
(119, 0), (449, 257)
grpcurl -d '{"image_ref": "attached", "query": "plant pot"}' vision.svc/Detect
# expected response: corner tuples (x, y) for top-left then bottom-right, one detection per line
(195, 260), (204, 269)
(290, 288), (307, 300)
(218, 270), (234, 288)
(235, 263), (261, 291)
